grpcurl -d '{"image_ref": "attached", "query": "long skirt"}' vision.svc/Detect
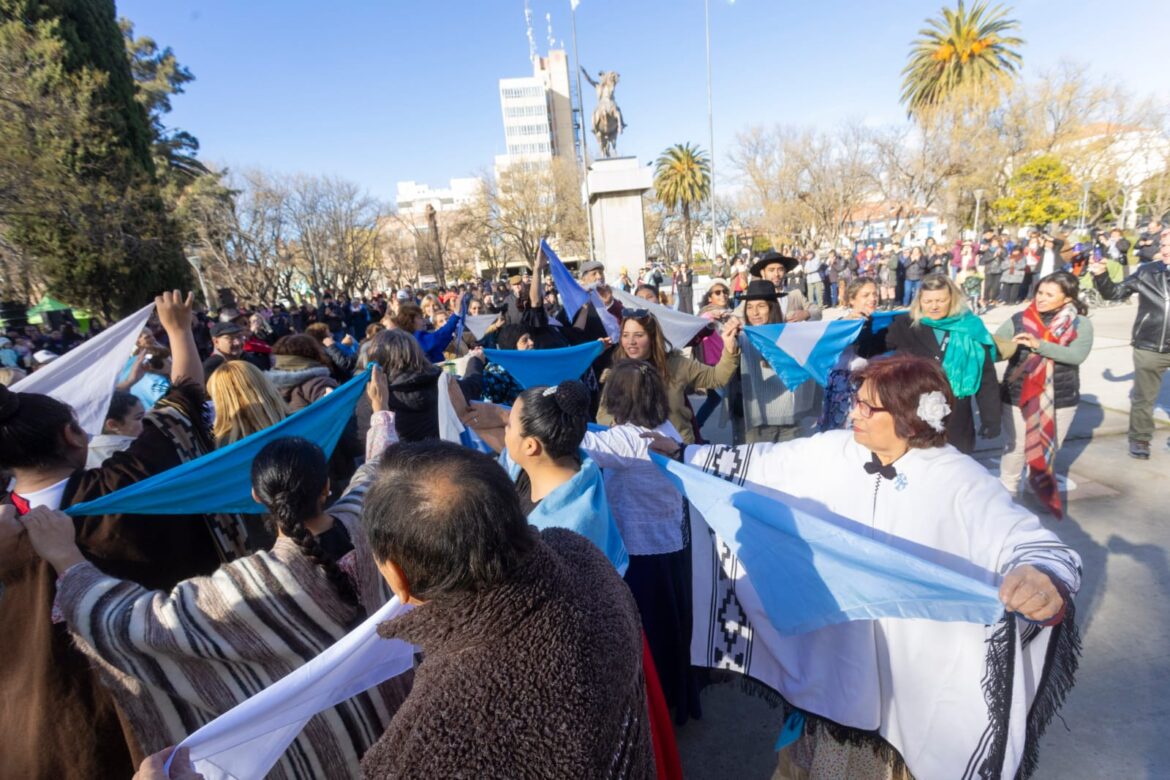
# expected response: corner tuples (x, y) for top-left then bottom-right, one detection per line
(778, 731), (913, 780)
(624, 542), (702, 726)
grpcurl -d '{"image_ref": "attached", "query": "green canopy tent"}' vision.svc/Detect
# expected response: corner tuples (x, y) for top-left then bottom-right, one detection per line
(27, 296), (95, 333)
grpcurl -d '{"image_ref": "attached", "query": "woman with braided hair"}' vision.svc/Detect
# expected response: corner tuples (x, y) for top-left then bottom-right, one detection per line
(21, 367), (410, 779)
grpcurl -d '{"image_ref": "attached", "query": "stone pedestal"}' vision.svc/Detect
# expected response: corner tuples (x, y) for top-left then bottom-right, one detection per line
(586, 156), (653, 281)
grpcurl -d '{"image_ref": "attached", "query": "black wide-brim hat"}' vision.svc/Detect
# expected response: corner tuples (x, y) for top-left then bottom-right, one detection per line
(750, 250), (799, 277)
(741, 279), (783, 301)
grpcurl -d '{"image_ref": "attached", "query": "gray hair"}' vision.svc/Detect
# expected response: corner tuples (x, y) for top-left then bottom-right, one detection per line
(366, 328), (433, 380)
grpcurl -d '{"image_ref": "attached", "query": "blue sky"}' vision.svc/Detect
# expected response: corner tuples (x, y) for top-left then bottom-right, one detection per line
(116, 0), (1169, 203)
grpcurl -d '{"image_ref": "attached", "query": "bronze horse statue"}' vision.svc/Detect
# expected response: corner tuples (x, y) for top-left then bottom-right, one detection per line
(582, 68), (626, 158)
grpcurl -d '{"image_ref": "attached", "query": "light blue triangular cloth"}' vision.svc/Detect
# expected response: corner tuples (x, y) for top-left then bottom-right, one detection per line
(651, 453), (1003, 634)
(67, 366), (373, 517)
(483, 340), (603, 390)
(744, 320), (865, 389)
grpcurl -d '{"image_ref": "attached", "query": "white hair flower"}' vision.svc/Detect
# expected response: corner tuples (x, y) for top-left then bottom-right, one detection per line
(542, 384), (559, 397)
(916, 391), (951, 433)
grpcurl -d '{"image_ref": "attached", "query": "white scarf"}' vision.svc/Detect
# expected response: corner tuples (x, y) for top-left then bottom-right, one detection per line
(12, 302), (154, 433)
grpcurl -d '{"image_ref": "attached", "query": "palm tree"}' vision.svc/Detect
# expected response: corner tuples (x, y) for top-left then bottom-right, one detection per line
(900, 1), (1024, 115)
(654, 143), (711, 264)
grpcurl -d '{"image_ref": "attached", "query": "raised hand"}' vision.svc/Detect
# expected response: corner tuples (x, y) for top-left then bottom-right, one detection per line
(155, 290), (195, 335)
(367, 363), (390, 413)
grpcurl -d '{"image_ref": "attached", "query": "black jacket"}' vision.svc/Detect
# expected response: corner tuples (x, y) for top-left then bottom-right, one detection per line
(885, 314), (1002, 454)
(1095, 262), (1170, 353)
(1137, 231), (1162, 264)
(354, 360), (484, 445)
(1000, 311), (1084, 409)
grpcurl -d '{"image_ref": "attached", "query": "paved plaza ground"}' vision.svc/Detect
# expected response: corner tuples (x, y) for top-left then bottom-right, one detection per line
(675, 297), (1170, 778)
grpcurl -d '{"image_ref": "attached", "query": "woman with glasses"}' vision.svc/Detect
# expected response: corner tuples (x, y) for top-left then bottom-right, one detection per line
(598, 308), (741, 444)
(644, 354), (1081, 780)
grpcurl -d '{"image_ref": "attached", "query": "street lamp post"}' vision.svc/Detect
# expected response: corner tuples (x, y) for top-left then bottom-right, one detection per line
(972, 189), (985, 240)
(1077, 181), (1092, 233)
(185, 250), (212, 308)
(569, 0), (596, 263)
(704, 0), (717, 263)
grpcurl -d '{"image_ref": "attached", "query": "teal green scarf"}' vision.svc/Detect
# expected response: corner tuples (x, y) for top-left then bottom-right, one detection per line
(920, 311), (997, 398)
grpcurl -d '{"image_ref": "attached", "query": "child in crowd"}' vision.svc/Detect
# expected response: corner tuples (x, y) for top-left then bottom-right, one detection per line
(958, 265), (985, 314)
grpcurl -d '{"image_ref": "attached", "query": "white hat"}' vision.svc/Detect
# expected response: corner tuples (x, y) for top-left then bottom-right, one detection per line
(33, 349), (59, 364)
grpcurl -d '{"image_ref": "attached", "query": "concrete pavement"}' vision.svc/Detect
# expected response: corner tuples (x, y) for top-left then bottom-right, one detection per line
(676, 297), (1170, 778)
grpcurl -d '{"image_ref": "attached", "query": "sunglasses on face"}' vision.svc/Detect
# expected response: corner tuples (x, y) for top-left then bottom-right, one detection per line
(710, 288), (729, 297)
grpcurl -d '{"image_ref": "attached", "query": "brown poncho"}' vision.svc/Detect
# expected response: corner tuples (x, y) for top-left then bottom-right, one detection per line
(361, 528), (655, 779)
(0, 384), (233, 780)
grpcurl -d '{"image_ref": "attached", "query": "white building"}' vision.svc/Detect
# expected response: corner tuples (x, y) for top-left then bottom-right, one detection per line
(846, 201), (947, 246)
(395, 178), (482, 216)
(1058, 124), (1170, 229)
(495, 49), (577, 173)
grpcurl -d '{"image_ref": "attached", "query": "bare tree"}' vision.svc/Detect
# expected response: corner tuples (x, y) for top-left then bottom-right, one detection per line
(463, 185), (512, 280)
(284, 174), (385, 298)
(487, 157), (587, 268)
(181, 169), (295, 307)
(729, 124), (877, 249)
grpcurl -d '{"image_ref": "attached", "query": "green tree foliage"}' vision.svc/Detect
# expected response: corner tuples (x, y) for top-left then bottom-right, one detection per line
(0, 0), (189, 318)
(901, 1), (1024, 115)
(653, 143), (710, 264)
(121, 19), (207, 189)
(991, 154), (1079, 228)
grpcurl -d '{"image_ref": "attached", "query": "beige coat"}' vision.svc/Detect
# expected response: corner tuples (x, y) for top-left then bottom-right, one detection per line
(598, 348), (740, 444)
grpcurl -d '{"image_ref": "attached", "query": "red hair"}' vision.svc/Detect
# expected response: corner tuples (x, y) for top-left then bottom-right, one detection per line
(852, 355), (954, 448)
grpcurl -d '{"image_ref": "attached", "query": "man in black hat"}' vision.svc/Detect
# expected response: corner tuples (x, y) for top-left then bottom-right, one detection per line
(733, 250), (819, 322)
(202, 322), (243, 378)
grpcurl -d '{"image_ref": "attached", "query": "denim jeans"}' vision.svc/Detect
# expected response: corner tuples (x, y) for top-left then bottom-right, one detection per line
(902, 280), (922, 306)
(808, 281), (825, 308)
(695, 388), (723, 428)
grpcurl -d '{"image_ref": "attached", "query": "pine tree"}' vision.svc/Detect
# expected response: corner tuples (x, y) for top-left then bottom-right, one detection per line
(0, 0), (189, 319)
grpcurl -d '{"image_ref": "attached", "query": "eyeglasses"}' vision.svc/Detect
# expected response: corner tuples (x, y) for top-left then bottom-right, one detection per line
(850, 392), (888, 418)
(710, 289), (729, 297)
(622, 308), (651, 320)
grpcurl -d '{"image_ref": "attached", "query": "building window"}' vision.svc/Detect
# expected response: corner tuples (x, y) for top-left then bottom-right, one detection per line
(501, 85), (545, 100)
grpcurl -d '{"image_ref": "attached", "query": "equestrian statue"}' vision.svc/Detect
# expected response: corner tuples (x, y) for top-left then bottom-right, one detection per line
(581, 67), (627, 158)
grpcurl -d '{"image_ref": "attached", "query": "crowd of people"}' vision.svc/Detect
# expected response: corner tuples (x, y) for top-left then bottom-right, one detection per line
(1, 222), (1167, 779)
(697, 220), (1165, 316)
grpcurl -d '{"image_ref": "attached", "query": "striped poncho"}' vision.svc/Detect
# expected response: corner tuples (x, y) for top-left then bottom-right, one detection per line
(53, 456), (407, 780)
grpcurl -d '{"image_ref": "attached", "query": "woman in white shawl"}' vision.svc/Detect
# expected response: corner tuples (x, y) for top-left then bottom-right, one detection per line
(647, 354), (1080, 780)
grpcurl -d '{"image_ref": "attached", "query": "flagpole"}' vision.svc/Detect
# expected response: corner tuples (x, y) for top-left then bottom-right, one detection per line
(569, 0), (596, 263)
(704, 0), (717, 263)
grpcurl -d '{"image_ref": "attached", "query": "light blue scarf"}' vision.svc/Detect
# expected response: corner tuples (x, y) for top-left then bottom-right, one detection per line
(483, 340), (604, 390)
(67, 367), (373, 517)
(502, 450), (629, 575)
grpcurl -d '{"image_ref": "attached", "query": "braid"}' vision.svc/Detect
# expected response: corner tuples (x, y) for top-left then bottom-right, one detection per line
(252, 436), (364, 626)
(278, 514), (365, 625)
